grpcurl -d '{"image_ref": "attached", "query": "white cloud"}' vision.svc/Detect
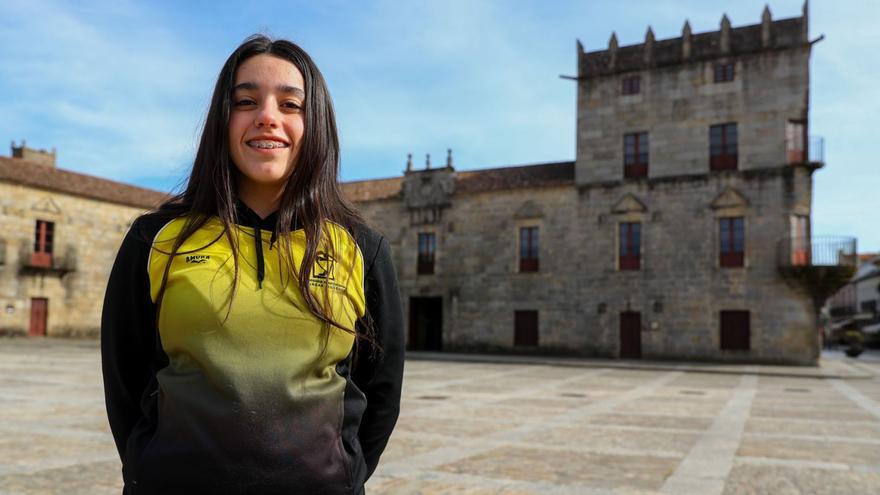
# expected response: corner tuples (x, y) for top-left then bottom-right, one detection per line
(0, 0), (213, 186)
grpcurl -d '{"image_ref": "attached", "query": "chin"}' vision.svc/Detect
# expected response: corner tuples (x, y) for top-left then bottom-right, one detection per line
(235, 166), (290, 188)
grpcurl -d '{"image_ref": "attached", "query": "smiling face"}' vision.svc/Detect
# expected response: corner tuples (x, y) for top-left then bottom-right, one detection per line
(228, 54), (306, 202)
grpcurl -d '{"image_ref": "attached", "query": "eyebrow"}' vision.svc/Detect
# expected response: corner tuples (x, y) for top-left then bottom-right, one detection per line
(233, 82), (305, 99)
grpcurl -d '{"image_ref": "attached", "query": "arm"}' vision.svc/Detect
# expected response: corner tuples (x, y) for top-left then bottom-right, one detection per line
(354, 236), (405, 479)
(101, 218), (157, 459)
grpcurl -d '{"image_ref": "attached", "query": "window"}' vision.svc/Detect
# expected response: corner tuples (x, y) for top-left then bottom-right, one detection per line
(719, 217), (744, 268)
(710, 123), (738, 171)
(621, 75), (640, 95)
(714, 62), (735, 82)
(786, 120), (806, 164)
(514, 310), (539, 347)
(417, 233), (435, 275)
(720, 310), (750, 351)
(619, 222), (641, 270)
(519, 226), (539, 272)
(624, 132), (649, 178)
(790, 215), (810, 266)
(32, 220), (54, 267)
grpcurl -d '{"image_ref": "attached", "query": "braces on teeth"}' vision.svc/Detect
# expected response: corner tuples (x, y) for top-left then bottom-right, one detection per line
(249, 141), (287, 149)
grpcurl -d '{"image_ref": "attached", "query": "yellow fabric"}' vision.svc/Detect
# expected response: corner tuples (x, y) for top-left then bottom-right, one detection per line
(146, 217), (366, 405)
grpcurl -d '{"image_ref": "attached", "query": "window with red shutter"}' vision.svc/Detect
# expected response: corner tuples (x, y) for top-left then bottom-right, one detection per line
(619, 222), (641, 270)
(417, 232), (435, 275)
(714, 63), (735, 82)
(519, 226), (539, 272)
(719, 217), (744, 268)
(710, 123), (738, 171)
(621, 75), (641, 95)
(32, 220), (54, 268)
(786, 120), (806, 164)
(624, 132), (649, 178)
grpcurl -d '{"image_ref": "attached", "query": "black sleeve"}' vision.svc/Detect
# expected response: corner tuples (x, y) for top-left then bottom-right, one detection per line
(101, 217), (157, 459)
(354, 236), (405, 479)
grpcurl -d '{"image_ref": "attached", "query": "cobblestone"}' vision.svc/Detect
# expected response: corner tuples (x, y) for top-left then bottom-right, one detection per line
(2, 340), (880, 494)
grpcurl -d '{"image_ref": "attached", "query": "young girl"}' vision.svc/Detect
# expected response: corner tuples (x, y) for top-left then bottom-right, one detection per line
(101, 35), (404, 494)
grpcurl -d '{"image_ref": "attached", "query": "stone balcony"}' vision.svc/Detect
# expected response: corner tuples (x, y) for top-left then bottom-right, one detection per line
(777, 235), (857, 311)
(17, 244), (77, 277)
(787, 135), (825, 170)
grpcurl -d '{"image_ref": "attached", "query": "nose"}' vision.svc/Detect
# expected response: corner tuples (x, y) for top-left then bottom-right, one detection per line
(254, 103), (279, 128)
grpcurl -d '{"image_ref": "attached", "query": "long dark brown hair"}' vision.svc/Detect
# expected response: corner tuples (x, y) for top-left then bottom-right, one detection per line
(153, 34), (377, 357)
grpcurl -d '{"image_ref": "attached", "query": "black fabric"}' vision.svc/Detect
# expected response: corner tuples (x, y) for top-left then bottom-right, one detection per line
(350, 233), (405, 478)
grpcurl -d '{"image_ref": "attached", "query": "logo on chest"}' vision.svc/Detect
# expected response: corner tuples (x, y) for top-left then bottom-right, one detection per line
(185, 255), (210, 264)
(309, 251), (346, 293)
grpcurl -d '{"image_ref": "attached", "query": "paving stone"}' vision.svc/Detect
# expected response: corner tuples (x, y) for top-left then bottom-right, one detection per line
(378, 436), (450, 463)
(723, 463), (880, 495)
(615, 397), (727, 416)
(5, 340), (880, 494)
(368, 476), (539, 495)
(520, 425), (701, 456)
(394, 415), (522, 438)
(0, 460), (123, 495)
(436, 446), (679, 490)
(737, 437), (880, 466)
(749, 406), (877, 422)
(586, 413), (714, 431)
(744, 418), (880, 438)
(668, 374), (743, 389)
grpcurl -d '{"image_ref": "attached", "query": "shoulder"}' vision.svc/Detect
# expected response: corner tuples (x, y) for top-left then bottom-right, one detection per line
(352, 223), (389, 271)
(127, 205), (188, 246)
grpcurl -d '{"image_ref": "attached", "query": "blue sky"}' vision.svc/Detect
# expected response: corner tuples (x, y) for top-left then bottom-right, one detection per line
(1, 0), (877, 251)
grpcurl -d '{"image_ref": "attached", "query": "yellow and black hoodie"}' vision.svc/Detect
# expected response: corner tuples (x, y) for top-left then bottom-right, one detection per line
(101, 201), (404, 495)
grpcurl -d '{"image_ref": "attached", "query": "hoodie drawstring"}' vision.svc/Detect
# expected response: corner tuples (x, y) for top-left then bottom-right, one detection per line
(254, 225), (265, 290)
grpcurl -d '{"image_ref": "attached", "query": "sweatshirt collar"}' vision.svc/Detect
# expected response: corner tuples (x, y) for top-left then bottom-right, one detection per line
(233, 199), (279, 290)
(234, 199), (278, 231)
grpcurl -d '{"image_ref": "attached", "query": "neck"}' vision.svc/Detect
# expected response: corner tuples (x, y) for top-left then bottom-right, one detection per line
(236, 182), (282, 219)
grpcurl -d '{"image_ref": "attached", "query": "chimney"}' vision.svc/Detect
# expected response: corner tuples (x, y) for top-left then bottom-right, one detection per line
(761, 5), (772, 47)
(10, 140), (56, 168)
(682, 20), (692, 60)
(446, 148), (454, 169)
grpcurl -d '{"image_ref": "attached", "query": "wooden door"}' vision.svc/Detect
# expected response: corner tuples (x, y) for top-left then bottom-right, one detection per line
(514, 310), (539, 347)
(720, 310), (750, 351)
(29, 298), (48, 337)
(620, 311), (641, 359)
(408, 297), (443, 351)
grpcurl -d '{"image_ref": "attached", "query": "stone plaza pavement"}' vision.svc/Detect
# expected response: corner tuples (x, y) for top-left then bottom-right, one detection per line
(2, 340), (880, 494)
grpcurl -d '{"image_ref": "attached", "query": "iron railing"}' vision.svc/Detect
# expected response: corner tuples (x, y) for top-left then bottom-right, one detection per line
(809, 136), (825, 164)
(17, 243), (77, 275)
(777, 235), (857, 268)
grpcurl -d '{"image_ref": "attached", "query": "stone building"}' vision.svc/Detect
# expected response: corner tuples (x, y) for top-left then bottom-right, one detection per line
(0, 142), (167, 337)
(348, 4), (855, 365)
(1, 4), (855, 364)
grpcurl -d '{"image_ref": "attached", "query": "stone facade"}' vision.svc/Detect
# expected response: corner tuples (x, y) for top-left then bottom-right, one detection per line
(351, 6), (826, 365)
(0, 146), (166, 337)
(1, 6), (831, 364)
